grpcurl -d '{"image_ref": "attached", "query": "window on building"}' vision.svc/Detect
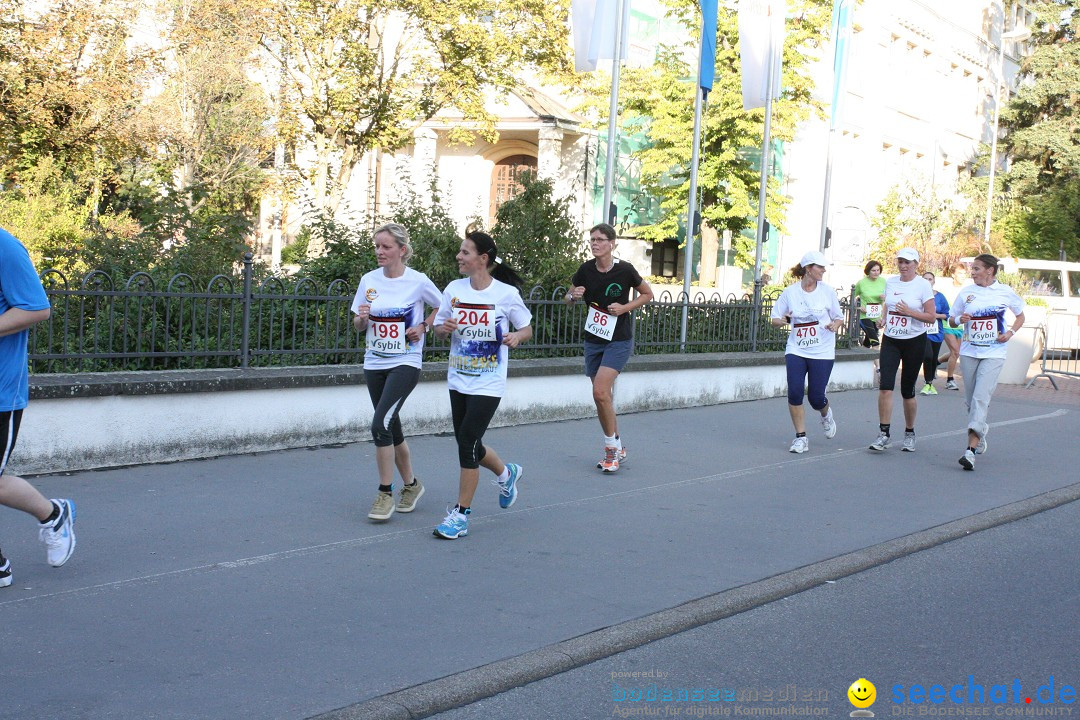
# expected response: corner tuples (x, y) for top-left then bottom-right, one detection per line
(489, 155), (537, 225)
(651, 239), (681, 278)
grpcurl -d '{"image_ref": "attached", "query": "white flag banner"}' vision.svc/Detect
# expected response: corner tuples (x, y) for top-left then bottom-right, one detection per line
(571, 0), (629, 73)
(739, 0), (786, 109)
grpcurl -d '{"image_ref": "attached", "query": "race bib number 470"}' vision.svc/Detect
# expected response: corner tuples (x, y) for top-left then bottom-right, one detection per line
(792, 320), (821, 349)
(969, 315), (999, 345)
(585, 306), (617, 341)
(454, 303), (497, 342)
(366, 316), (407, 355)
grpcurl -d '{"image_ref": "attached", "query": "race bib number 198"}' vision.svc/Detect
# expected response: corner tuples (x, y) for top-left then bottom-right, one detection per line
(585, 306), (617, 341)
(366, 316), (407, 355)
(455, 303), (497, 342)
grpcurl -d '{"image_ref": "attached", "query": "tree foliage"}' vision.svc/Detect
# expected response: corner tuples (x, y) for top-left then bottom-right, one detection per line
(579, 0), (832, 269)
(258, 0), (572, 240)
(870, 178), (977, 274)
(998, 0), (1080, 261)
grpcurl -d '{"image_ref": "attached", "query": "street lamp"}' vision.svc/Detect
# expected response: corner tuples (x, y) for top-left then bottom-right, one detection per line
(983, 25), (1032, 250)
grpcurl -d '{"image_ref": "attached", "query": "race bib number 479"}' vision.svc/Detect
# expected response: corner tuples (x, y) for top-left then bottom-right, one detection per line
(454, 303), (497, 342)
(366, 316), (407, 355)
(886, 313), (919, 338)
(585, 306), (617, 341)
(969, 315), (999, 345)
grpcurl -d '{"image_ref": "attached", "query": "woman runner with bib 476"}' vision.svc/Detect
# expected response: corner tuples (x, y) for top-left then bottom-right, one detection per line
(770, 251), (845, 453)
(351, 223), (442, 521)
(564, 223), (653, 473)
(432, 231), (532, 540)
(948, 253), (1025, 471)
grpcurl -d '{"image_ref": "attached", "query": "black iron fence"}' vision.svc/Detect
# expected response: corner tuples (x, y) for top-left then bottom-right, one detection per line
(30, 255), (857, 373)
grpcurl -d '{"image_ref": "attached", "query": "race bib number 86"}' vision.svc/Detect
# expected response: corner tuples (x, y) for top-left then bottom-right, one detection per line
(585, 306), (617, 341)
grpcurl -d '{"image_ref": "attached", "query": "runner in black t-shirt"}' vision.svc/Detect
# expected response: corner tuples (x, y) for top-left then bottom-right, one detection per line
(564, 223), (654, 473)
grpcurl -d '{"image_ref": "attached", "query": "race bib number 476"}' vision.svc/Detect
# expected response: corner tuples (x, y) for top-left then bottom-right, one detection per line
(454, 303), (497, 342)
(969, 315), (999, 345)
(585, 306), (617, 341)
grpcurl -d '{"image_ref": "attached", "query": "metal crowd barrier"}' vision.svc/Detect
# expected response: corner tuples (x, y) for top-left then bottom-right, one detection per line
(1025, 311), (1080, 390)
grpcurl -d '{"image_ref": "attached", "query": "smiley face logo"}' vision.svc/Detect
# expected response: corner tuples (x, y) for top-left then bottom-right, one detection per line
(848, 678), (876, 709)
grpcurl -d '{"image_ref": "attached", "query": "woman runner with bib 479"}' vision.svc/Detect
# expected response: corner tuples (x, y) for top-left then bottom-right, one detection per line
(564, 223), (653, 473)
(351, 223), (442, 521)
(869, 247), (937, 453)
(770, 251), (845, 453)
(432, 231), (532, 540)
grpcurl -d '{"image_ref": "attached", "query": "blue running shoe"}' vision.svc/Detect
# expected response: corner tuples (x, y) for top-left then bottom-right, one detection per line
(495, 463), (521, 509)
(434, 506), (469, 539)
(40, 499), (76, 567)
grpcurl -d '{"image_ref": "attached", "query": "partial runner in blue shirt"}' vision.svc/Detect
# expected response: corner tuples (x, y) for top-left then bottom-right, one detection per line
(919, 271), (952, 395)
(0, 227), (77, 588)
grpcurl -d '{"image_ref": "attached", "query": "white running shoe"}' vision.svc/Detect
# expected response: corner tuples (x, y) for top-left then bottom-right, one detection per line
(959, 449), (976, 471)
(789, 436), (809, 454)
(869, 432), (891, 452)
(821, 408), (837, 439)
(40, 499), (76, 567)
(901, 432), (917, 452)
(974, 435), (987, 455)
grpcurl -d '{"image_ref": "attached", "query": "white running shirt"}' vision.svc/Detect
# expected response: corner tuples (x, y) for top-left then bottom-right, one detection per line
(350, 267), (442, 370)
(882, 275), (934, 340)
(771, 282), (844, 359)
(950, 281), (1025, 359)
(435, 278), (532, 398)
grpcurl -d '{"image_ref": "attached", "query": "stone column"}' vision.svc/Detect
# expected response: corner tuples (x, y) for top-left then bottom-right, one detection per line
(412, 127), (438, 200)
(537, 126), (565, 185)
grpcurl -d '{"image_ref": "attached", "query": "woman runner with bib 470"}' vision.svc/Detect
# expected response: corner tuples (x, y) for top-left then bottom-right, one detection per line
(948, 253), (1025, 471)
(770, 251), (845, 453)
(351, 223), (442, 521)
(564, 223), (653, 473)
(432, 231), (532, 540)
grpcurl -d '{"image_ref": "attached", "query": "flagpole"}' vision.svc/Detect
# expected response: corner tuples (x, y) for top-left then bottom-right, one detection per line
(680, 84), (705, 349)
(819, 0), (852, 252)
(750, 18), (778, 351)
(602, 0), (628, 226)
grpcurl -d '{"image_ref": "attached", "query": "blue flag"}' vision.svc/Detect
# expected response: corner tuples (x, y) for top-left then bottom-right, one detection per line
(699, 0), (718, 92)
(829, 0), (854, 129)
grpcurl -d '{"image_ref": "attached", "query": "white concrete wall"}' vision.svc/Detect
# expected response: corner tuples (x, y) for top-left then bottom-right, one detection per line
(15, 358), (874, 476)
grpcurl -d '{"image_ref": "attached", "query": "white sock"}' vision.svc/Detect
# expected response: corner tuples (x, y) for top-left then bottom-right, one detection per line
(604, 434), (618, 448)
(497, 466), (510, 483)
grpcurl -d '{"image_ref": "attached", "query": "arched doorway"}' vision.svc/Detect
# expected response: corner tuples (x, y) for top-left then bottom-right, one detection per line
(489, 155), (537, 226)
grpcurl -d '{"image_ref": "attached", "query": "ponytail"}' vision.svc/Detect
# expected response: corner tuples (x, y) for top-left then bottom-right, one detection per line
(466, 231), (525, 290)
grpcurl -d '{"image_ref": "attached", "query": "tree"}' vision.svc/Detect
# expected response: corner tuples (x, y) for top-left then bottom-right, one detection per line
(259, 0), (572, 255)
(870, 178), (976, 273)
(580, 0), (832, 269)
(998, 0), (1080, 261)
(490, 172), (587, 290)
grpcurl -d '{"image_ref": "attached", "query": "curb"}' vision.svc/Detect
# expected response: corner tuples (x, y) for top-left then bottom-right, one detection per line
(309, 482), (1080, 720)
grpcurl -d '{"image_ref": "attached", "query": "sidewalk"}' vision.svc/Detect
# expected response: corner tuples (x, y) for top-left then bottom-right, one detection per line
(1, 380), (1077, 720)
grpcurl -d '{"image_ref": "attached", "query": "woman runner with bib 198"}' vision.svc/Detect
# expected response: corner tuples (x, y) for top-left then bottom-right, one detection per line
(948, 253), (1025, 471)
(769, 251), (845, 453)
(564, 223), (653, 473)
(432, 231), (532, 540)
(351, 223), (442, 521)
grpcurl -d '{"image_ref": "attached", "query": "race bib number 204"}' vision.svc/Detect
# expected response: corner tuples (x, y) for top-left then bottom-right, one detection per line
(454, 303), (497, 342)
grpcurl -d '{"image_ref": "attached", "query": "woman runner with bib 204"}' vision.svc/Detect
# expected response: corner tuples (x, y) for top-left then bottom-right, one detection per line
(431, 231), (532, 540)
(948, 253), (1025, 471)
(350, 223), (442, 522)
(770, 251), (845, 453)
(564, 223), (653, 473)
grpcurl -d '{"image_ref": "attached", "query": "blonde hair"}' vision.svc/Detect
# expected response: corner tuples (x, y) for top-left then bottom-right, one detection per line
(372, 223), (413, 263)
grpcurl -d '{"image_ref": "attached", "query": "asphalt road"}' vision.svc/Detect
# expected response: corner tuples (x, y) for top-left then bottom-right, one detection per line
(0, 381), (1077, 720)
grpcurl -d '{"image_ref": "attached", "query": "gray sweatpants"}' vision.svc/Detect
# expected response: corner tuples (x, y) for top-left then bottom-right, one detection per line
(959, 355), (1005, 440)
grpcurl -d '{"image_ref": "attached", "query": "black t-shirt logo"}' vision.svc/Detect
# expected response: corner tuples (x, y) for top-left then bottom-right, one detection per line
(604, 283), (623, 298)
